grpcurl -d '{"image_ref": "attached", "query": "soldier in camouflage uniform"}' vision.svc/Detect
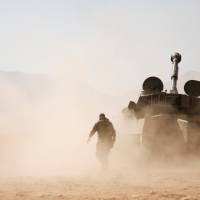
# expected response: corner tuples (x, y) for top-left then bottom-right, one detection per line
(88, 113), (116, 169)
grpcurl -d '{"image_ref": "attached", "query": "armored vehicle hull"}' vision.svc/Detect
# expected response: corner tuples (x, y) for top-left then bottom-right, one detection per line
(127, 53), (200, 155)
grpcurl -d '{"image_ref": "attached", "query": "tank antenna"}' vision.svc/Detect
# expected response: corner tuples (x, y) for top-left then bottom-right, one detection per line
(170, 52), (181, 94)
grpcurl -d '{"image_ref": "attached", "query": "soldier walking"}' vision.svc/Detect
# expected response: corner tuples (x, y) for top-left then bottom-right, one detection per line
(87, 113), (116, 169)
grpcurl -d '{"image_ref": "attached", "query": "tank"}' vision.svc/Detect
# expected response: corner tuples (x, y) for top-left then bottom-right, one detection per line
(127, 53), (200, 156)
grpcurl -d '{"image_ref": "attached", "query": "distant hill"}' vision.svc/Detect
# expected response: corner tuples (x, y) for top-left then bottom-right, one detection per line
(0, 71), (127, 128)
(0, 69), (198, 125)
(0, 71), (52, 99)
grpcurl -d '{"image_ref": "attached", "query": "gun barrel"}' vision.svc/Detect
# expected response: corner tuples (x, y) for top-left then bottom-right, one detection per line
(170, 52), (181, 94)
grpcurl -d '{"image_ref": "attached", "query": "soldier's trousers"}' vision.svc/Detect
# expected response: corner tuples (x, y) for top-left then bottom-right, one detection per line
(96, 141), (112, 168)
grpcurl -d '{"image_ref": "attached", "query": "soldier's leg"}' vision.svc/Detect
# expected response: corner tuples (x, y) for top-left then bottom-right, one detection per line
(101, 149), (109, 170)
(96, 142), (109, 169)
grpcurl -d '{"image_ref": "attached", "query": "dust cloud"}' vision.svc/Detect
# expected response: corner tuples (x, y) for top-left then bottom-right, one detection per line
(1, 74), (200, 200)
(0, 76), (199, 177)
(0, 74), (142, 177)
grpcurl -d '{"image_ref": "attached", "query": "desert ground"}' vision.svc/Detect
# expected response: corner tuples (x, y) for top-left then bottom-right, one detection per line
(1, 168), (200, 200)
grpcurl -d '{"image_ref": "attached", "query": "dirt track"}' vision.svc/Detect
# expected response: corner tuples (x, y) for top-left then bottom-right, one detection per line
(0, 169), (200, 200)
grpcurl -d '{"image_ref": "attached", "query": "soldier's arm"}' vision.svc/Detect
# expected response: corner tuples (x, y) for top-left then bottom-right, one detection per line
(111, 123), (116, 142)
(87, 123), (97, 143)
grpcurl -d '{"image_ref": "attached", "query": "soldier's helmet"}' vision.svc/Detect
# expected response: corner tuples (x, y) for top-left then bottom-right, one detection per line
(99, 113), (106, 120)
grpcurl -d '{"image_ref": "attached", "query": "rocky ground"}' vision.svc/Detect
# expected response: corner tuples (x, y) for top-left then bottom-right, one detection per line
(0, 169), (200, 200)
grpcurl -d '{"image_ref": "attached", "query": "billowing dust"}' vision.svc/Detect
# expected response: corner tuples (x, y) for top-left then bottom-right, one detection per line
(0, 77), (200, 200)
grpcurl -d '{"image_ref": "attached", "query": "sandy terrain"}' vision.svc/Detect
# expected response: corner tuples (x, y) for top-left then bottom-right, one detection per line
(0, 169), (200, 200)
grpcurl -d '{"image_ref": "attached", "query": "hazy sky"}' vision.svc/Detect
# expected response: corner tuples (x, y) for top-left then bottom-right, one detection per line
(0, 0), (199, 94)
